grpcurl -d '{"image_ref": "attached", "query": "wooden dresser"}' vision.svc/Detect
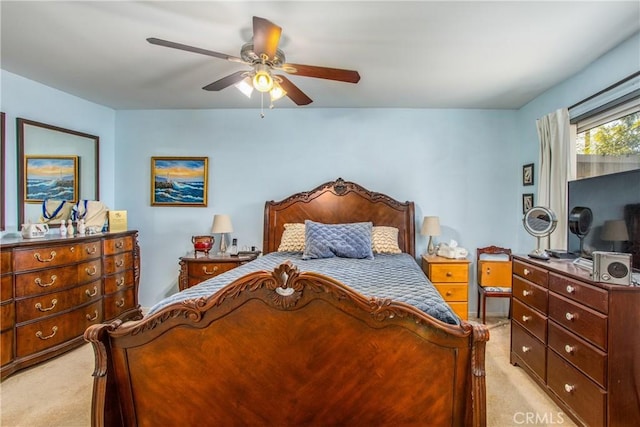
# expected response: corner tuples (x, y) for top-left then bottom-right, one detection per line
(179, 253), (259, 290)
(0, 231), (141, 379)
(511, 255), (640, 427)
(421, 255), (471, 320)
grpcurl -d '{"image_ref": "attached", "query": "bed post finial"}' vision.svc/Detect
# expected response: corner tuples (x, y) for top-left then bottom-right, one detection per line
(334, 177), (347, 195)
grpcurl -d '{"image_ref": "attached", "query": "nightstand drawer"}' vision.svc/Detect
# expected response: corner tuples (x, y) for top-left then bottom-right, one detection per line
(188, 262), (237, 280)
(429, 264), (468, 282)
(434, 283), (467, 302)
(447, 302), (467, 320)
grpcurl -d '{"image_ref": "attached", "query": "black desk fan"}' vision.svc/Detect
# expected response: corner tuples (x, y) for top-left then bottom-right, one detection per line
(569, 206), (593, 257)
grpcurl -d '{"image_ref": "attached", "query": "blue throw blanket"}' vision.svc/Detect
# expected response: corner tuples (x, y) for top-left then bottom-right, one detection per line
(149, 252), (460, 325)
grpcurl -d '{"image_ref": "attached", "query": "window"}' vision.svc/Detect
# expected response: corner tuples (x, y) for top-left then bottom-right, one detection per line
(570, 73), (640, 179)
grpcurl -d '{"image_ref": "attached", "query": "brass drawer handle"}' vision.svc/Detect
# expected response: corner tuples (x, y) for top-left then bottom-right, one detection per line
(566, 285), (575, 294)
(86, 310), (99, 321)
(115, 241), (124, 249)
(115, 259), (125, 268)
(565, 312), (576, 321)
(522, 290), (532, 297)
(85, 286), (98, 297)
(521, 346), (531, 353)
(86, 246), (97, 254)
(203, 266), (219, 275)
(35, 299), (58, 312)
(523, 268), (531, 276)
(85, 266), (98, 276)
(115, 298), (125, 308)
(34, 251), (56, 262)
(564, 344), (575, 354)
(116, 277), (126, 288)
(35, 275), (57, 288)
(36, 326), (58, 340)
(521, 315), (532, 323)
(564, 384), (575, 393)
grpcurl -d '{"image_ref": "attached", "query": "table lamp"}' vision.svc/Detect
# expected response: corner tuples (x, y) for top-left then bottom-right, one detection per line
(211, 214), (234, 255)
(421, 216), (441, 255)
(601, 219), (628, 252)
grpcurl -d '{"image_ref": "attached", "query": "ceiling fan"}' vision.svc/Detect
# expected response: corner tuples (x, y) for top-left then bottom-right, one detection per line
(147, 16), (361, 107)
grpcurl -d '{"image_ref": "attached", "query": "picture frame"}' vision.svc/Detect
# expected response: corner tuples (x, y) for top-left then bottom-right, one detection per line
(523, 163), (534, 186)
(24, 155), (79, 203)
(151, 156), (208, 207)
(522, 193), (534, 214)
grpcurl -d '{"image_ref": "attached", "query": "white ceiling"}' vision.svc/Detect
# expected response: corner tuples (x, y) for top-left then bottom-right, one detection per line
(1, 1), (639, 110)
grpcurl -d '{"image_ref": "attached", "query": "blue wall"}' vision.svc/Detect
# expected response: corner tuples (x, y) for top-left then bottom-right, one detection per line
(2, 31), (638, 314)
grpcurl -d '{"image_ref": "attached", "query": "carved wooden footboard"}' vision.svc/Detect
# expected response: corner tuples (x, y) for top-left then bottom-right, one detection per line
(86, 262), (489, 427)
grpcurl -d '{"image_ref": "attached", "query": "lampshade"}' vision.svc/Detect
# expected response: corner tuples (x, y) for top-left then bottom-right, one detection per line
(234, 77), (254, 98)
(269, 81), (287, 102)
(421, 216), (441, 236)
(211, 214), (233, 234)
(601, 219), (628, 241)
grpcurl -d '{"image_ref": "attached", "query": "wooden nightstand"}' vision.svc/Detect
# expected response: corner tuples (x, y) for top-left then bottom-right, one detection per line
(178, 253), (259, 290)
(421, 255), (471, 320)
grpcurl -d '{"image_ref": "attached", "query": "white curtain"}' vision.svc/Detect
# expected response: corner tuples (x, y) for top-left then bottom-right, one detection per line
(536, 108), (575, 250)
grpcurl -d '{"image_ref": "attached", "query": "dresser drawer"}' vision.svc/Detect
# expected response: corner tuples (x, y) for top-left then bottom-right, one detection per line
(1, 274), (13, 302)
(511, 322), (546, 381)
(1, 330), (13, 365)
(513, 260), (548, 288)
(1, 302), (15, 331)
(547, 350), (606, 427)
(512, 298), (547, 342)
(104, 288), (135, 320)
(13, 244), (78, 272)
(513, 276), (547, 314)
(15, 264), (79, 298)
(548, 321), (606, 388)
(77, 259), (102, 283)
(429, 264), (468, 283)
(549, 293), (608, 350)
(77, 240), (103, 261)
(1, 250), (11, 274)
(447, 302), (467, 320)
(434, 283), (467, 302)
(104, 252), (132, 275)
(16, 300), (102, 357)
(104, 270), (134, 294)
(549, 273), (608, 314)
(188, 262), (237, 280)
(103, 236), (133, 256)
(15, 280), (102, 323)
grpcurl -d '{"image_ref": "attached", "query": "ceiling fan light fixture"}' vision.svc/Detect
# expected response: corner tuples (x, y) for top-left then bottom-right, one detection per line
(234, 77), (254, 98)
(252, 65), (273, 92)
(269, 82), (287, 102)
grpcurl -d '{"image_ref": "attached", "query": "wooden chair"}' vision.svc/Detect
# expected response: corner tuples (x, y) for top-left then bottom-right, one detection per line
(476, 246), (512, 324)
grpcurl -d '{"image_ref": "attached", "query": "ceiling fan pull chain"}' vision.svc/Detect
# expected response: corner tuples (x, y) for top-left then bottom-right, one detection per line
(260, 92), (265, 118)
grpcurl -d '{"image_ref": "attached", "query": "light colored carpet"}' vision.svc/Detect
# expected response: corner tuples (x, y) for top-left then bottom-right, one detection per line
(0, 318), (576, 427)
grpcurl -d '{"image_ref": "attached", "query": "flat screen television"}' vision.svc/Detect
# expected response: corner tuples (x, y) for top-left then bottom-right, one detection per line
(567, 169), (640, 271)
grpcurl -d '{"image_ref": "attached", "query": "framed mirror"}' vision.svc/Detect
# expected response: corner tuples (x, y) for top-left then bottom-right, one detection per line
(523, 205), (557, 260)
(17, 118), (99, 228)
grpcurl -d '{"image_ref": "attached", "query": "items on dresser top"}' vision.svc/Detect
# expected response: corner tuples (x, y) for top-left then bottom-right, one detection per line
(0, 231), (141, 380)
(511, 255), (640, 427)
(421, 255), (471, 320)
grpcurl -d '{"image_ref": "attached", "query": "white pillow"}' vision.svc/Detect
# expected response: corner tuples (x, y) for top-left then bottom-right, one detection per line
(277, 223), (305, 252)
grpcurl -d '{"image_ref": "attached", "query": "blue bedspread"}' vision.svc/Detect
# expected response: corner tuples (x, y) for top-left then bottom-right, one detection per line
(149, 252), (460, 325)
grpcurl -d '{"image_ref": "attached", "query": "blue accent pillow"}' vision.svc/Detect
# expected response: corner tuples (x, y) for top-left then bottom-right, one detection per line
(302, 220), (374, 260)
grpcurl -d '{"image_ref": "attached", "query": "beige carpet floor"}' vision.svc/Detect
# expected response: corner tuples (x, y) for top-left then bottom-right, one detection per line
(0, 318), (576, 427)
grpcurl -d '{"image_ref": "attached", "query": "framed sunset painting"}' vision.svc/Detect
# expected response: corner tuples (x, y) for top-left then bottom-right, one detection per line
(24, 155), (78, 203)
(151, 156), (208, 206)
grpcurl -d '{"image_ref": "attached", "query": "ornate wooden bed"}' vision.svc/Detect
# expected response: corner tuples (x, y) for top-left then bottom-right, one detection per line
(85, 178), (489, 427)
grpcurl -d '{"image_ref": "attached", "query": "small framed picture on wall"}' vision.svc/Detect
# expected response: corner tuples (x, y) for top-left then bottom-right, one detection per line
(522, 193), (534, 214)
(523, 163), (534, 186)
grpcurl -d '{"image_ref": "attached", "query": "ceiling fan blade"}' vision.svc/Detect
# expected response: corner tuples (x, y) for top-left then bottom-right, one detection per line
(252, 16), (282, 60)
(202, 70), (248, 91)
(276, 75), (313, 106)
(283, 63), (361, 83)
(147, 38), (243, 63)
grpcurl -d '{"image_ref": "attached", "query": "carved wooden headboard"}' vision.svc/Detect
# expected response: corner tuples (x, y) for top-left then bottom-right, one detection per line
(263, 178), (416, 256)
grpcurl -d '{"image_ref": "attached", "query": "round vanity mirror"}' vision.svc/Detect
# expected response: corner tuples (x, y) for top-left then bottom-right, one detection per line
(523, 206), (557, 260)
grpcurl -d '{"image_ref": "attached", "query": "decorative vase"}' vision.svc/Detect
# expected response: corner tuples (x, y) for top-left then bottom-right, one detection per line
(67, 219), (74, 236)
